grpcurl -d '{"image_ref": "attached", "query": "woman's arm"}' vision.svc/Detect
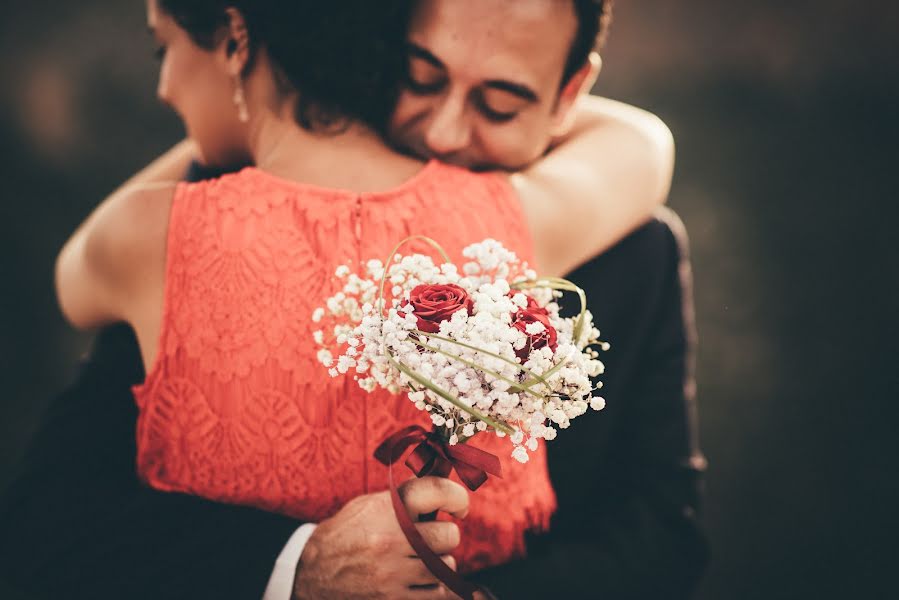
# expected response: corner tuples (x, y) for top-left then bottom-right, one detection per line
(118, 138), (199, 189)
(512, 95), (675, 277)
(54, 141), (194, 330)
(55, 181), (174, 332)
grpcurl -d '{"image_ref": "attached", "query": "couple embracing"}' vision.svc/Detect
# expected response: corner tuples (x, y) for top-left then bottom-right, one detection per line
(1, 1), (707, 598)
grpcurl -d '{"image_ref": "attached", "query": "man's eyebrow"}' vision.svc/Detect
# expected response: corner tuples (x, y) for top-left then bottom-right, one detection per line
(407, 43), (445, 69)
(483, 80), (539, 103)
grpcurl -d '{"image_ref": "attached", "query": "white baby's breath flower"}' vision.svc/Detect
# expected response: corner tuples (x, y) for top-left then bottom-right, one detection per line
(316, 237), (608, 462)
(511, 446), (529, 463)
(317, 348), (333, 367)
(336, 355), (355, 374)
(590, 396), (606, 411)
(525, 321), (546, 335)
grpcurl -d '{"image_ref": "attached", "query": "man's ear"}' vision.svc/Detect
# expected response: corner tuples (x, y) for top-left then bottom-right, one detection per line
(551, 51), (602, 136)
(221, 7), (250, 76)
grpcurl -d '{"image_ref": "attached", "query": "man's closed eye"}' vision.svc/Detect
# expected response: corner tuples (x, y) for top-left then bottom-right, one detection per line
(474, 89), (526, 123)
(406, 57), (447, 95)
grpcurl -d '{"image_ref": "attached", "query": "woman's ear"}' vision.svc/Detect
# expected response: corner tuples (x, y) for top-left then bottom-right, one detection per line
(550, 52), (602, 137)
(222, 7), (250, 76)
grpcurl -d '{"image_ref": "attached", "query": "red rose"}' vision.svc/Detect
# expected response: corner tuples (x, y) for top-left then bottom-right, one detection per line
(405, 284), (474, 333)
(511, 296), (558, 361)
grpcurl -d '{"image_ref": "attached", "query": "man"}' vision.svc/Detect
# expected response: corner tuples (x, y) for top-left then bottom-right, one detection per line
(0, 1), (707, 598)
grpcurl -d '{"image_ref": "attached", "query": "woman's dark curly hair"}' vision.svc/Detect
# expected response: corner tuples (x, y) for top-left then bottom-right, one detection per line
(158, 0), (414, 134)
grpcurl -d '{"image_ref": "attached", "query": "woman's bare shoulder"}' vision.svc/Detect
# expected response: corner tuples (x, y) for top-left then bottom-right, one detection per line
(86, 182), (176, 278)
(56, 182), (176, 329)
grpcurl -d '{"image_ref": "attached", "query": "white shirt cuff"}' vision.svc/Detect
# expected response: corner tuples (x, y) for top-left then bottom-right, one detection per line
(262, 523), (318, 600)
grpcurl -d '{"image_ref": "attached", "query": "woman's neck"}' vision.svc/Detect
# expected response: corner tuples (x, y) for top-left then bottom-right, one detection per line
(246, 105), (424, 192)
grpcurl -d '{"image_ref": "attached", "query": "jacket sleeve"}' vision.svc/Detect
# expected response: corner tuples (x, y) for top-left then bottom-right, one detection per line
(0, 322), (304, 600)
(472, 209), (709, 599)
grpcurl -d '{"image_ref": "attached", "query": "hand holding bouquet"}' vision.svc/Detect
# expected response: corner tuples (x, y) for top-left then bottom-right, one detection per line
(315, 237), (608, 598)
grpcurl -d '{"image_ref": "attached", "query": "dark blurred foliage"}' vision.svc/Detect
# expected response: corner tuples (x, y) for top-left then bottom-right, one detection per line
(1, 1), (897, 599)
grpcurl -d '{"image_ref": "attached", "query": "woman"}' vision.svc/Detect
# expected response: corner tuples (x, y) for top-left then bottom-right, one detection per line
(55, 0), (663, 592)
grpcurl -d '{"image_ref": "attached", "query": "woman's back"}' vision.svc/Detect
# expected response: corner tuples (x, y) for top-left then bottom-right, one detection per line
(132, 161), (557, 572)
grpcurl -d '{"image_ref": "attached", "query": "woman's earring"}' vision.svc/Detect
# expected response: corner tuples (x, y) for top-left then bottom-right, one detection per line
(233, 76), (249, 123)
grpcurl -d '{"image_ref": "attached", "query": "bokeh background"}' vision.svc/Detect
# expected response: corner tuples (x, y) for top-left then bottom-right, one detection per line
(2, 1), (897, 598)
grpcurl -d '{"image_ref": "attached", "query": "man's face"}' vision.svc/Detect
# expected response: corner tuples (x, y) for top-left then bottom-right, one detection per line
(389, 0), (580, 171)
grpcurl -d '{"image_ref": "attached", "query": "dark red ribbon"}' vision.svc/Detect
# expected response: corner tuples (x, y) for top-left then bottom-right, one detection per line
(374, 425), (503, 600)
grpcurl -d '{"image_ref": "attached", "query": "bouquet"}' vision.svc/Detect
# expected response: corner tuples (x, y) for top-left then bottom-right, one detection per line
(314, 237), (607, 598)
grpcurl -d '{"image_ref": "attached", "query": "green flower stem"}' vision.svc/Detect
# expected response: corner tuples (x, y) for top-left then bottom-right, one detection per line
(517, 358), (569, 389)
(387, 350), (514, 434)
(409, 336), (544, 399)
(406, 383), (487, 444)
(412, 330), (552, 394)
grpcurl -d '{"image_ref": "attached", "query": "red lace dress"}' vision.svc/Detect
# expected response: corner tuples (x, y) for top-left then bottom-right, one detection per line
(133, 161), (557, 572)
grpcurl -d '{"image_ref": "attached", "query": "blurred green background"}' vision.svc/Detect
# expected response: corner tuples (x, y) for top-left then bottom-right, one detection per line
(1, 1), (897, 598)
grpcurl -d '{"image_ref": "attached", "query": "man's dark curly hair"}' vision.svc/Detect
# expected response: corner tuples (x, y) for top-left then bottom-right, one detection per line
(564, 0), (615, 84)
(158, 0), (414, 135)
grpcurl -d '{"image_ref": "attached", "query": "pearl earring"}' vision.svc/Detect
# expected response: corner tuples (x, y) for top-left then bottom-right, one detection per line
(233, 77), (249, 123)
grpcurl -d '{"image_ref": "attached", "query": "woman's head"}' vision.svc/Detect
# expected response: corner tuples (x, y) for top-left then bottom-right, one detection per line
(147, 0), (413, 165)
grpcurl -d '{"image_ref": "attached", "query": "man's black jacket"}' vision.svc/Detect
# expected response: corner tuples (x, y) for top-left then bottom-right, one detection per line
(0, 164), (707, 599)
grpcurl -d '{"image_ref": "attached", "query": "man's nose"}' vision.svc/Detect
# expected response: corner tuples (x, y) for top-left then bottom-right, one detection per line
(423, 93), (471, 157)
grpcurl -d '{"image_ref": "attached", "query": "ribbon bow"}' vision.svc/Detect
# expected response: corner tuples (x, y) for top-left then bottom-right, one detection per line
(374, 424), (503, 490)
(373, 425), (504, 600)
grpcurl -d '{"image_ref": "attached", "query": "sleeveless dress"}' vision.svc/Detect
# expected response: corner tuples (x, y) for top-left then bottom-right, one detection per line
(132, 160), (557, 572)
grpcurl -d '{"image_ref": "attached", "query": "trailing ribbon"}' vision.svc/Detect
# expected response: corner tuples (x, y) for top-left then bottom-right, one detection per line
(374, 425), (503, 600)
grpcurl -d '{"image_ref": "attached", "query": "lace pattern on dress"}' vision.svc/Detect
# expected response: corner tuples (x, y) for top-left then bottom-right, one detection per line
(133, 163), (556, 571)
